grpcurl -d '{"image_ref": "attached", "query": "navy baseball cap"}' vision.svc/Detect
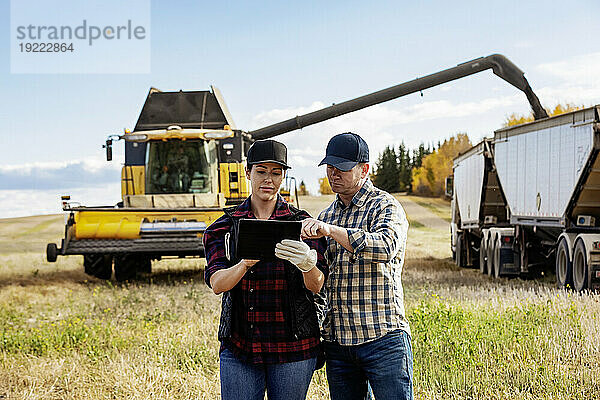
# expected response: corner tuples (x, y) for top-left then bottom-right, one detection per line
(247, 139), (291, 169)
(318, 132), (369, 171)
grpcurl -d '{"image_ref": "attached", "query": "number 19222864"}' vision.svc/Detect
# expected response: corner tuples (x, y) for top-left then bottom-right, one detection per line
(19, 43), (74, 52)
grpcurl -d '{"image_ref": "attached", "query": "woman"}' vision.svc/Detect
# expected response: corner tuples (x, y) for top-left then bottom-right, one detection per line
(203, 139), (327, 400)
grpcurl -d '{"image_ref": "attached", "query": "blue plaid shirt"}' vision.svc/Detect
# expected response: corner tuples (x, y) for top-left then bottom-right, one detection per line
(318, 179), (410, 345)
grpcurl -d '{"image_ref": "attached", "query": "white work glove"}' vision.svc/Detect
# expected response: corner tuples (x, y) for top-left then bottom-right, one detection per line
(275, 239), (317, 273)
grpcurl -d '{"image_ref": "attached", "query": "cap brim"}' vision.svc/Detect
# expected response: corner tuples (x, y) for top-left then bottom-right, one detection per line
(318, 155), (358, 171)
(248, 160), (291, 170)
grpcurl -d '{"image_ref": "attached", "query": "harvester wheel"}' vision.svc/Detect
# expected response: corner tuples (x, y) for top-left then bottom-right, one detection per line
(84, 254), (112, 280)
(46, 243), (58, 263)
(114, 255), (138, 282)
(139, 257), (152, 274)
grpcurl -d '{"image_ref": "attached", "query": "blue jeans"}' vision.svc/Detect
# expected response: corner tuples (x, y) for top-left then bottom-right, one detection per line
(324, 330), (413, 400)
(219, 348), (317, 400)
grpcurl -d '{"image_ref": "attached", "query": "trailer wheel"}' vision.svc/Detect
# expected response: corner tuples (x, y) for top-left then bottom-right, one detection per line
(114, 255), (138, 282)
(555, 239), (573, 289)
(46, 243), (58, 263)
(479, 237), (487, 274)
(84, 254), (112, 280)
(486, 236), (495, 276)
(572, 240), (589, 292)
(456, 234), (466, 268)
(493, 237), (502, 278)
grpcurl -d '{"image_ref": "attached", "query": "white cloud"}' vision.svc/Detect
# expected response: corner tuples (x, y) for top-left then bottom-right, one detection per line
(0, 155), (123, 190)
(536, 52), (600, 85)
(0, 154), (122, 174)
(535, 52), (600, 105)
(0, 183), (122, 218)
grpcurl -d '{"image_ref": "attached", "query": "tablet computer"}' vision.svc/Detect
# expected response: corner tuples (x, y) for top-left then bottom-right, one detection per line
(236, 219), (302, 261)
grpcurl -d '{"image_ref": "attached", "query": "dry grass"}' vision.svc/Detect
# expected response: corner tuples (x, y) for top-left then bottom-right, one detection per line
(1, 198), (600, 399)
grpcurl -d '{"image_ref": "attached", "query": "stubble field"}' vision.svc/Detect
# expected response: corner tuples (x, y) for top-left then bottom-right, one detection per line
(0, 195), (599, 399)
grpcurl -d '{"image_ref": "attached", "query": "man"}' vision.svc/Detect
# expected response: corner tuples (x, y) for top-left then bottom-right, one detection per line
(301, 132), (413, 400)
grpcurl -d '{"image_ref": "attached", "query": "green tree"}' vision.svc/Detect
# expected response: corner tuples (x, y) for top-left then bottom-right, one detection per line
(373, 146), (401, 193)
(397, 142), (412, 192)
(412, 143), (431, 169)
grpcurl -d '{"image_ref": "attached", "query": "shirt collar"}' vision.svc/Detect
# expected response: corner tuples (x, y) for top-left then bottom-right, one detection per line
(232, 194), (293, 219)
(335, 179), (374, 210)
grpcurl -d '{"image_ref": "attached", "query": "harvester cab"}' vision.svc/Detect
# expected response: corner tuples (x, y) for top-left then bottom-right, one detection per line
(115, 86), (250, 207)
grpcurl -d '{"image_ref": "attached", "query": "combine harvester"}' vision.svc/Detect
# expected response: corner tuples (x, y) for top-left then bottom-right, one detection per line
(47, 54), (555, 281)
(450, 107), (600, 291)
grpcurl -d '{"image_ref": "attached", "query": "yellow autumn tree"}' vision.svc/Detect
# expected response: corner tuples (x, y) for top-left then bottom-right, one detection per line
(412, 133), (472, 196)
(504, 103), (585, 127)
(319, 177), (333, 195)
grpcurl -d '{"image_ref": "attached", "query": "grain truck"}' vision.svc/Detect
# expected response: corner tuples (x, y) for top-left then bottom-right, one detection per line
(450, 107), (600, 291)
(46, 53), (550, 281)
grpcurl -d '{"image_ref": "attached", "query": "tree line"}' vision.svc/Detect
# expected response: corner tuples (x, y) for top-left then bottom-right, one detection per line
(370, 133), (472, 196)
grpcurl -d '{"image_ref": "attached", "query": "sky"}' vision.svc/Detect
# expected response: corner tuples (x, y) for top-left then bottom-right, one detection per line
(1, 0), (600, 218)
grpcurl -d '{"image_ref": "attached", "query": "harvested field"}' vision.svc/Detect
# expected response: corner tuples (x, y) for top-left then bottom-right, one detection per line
(1, 195), (599, 399)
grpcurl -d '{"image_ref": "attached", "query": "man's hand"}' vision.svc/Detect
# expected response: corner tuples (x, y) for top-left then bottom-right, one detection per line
(301, 218), (332, 239)
(275, 239), (317, 272)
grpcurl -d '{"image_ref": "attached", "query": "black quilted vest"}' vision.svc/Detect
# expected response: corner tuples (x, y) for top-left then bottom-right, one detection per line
(217, 204), (320, 342)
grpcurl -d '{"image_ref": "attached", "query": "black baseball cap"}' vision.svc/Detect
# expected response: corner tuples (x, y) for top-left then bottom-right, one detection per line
(318, 132), (369, 171)
(247, 139), (291, 169)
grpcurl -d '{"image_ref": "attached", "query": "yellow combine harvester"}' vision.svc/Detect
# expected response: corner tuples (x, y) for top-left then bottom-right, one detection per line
(46, 54), (548, 281)
(47, 86), (296, 280)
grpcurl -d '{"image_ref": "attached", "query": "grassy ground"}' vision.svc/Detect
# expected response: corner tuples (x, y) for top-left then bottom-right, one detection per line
(1, 198), (599, 399)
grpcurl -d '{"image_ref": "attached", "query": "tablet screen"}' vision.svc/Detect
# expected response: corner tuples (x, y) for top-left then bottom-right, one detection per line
(236, 219), (302, 261)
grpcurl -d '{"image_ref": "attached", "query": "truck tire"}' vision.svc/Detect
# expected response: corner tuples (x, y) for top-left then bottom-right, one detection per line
(555, 238), (573, 289)
(456, 234), (466, 268)
(46, 243), (58, 263)
(572, 240), (589, 292)
(84, 254), (112, 280)
(114, 255), (138, 282)
(486, 236), (495, 276)
(493, 236), (502, 278)
(479, 237), (487, 274)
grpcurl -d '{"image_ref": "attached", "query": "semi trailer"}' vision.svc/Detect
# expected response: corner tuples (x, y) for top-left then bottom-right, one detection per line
(450, 106), (600, 291)
(46, 53), (550, 281)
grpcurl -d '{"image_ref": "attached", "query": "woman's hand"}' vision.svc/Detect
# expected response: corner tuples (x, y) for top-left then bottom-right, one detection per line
(210, 259), (259, 294)
(275, 240), (316, 272)
(241, 259), (260, 271)
(275, 239), (324, 293)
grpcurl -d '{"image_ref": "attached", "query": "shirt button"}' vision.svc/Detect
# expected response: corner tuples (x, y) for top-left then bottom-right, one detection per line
(250, 270), (254, 274)
(250, 324), (254, 329)
(249, 306), (254, 311)
(249, 288), (254, 293)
